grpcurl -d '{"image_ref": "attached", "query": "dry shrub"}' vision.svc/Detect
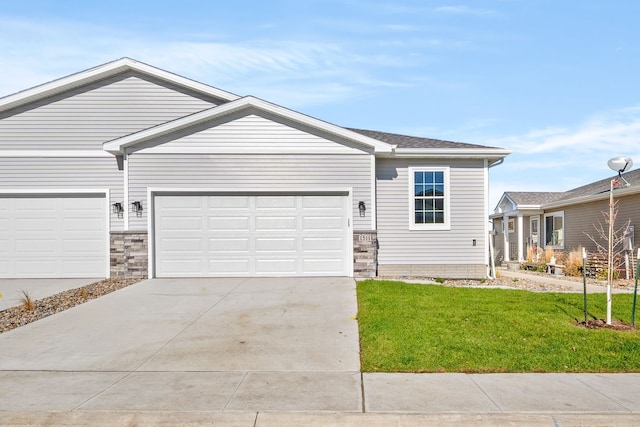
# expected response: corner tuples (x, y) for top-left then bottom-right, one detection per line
(544, 247), (555, 263)
(563, 247), (586, 277)
(19, 290), (35, 311)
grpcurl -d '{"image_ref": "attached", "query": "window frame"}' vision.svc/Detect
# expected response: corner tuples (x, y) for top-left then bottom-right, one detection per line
(544, 211), (564, 249)
(408, 166), (451, 231)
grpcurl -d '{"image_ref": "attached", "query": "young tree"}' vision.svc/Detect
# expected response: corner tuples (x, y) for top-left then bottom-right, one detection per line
(584, 199), (632, 324)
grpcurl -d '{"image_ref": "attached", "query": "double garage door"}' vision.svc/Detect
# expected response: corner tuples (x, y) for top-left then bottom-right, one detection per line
(0, 194), (107, 278)
(154, 193), (351, 277)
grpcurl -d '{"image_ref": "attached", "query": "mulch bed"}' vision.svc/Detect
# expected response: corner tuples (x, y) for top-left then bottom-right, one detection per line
(0, 278), (141, 334)
(577, 318), (637, 331)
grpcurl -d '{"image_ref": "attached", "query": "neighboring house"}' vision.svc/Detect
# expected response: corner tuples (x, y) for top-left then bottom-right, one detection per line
(0, 58), (509, 280)
(491, 169), (640, 263)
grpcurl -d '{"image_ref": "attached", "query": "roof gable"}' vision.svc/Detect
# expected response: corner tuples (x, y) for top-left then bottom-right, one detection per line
(131, 113), (370, 155)
(0, 57), (239, 114)
(103, 96), (395, 155)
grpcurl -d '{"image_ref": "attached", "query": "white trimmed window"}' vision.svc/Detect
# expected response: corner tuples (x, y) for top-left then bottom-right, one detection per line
(409, 167), (450, 230)
(544, 211), (564, 249)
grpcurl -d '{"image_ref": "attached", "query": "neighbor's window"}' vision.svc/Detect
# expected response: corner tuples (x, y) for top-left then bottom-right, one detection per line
(409, 167), (450, 230)
(544, 211), (564, 248)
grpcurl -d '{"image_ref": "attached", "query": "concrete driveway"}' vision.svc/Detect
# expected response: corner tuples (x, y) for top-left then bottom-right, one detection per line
(0, 277), (361, 412)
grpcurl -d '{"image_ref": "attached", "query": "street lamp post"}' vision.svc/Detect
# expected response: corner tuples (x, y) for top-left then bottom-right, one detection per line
(606, 156), (633, 325)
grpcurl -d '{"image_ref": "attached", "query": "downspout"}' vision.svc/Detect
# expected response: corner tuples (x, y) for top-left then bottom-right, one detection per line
(489, 158), (504, 168)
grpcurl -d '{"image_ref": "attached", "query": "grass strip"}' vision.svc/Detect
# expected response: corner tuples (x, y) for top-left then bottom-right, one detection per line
(357, 280), (640, 373)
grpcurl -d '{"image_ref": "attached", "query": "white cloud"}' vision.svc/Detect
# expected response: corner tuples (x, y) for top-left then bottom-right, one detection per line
(489, 106), (640, 156)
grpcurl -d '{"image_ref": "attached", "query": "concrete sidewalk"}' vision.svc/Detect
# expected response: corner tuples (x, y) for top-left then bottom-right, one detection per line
(2, 372), (640, 425)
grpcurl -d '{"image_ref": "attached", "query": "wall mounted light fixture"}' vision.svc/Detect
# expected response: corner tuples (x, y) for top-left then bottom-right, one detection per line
(112, 202), (124, 218)
(358, 201), (366, 217)
(131, 201), (143, 217)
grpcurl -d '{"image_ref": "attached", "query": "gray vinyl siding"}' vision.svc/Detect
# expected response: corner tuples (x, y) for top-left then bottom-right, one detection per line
(0, 72), (218, 150)
(558, 193), (640, 255)
(0, 157), (124, 230)
(140, 114), (364, 154)
(376, 158), (487, 266)
(128, 153), (373, 230)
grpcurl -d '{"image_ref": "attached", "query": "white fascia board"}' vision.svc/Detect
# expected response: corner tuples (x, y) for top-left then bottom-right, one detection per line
(0, 188), (109, 195)
(0, 57), (239, 113)
(147, 186), (353, 195)
(104, 96), (395, 155)
(0, 150), (112, 158)
(489, 205), (544, 219)
(383, 147), (512, 160)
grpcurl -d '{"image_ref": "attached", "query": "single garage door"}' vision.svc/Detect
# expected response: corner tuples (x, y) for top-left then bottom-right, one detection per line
(0, 194), (107, 278)
(154, 193), (351, 277)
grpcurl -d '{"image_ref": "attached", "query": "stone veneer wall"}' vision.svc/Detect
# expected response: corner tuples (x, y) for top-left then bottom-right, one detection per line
(110, 231), (148, 278)
(353, 230), (378, 278)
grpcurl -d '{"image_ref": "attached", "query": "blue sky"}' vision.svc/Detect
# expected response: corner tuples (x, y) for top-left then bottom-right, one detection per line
(1, 0), (640, 209)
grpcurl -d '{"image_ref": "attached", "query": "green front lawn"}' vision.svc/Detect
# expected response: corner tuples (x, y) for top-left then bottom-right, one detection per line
(357, 280), (640, 373)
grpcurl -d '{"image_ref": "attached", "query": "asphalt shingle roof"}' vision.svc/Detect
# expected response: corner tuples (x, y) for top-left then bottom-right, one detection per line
(505, 192), (565, 206)
(505, 168), (640, 208)
(347, 128), (499, 150)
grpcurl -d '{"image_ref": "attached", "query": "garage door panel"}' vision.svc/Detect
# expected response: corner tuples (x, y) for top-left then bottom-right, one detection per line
(161, 237), (203, 252)
(303, 259), (344, 274)
(63, 239), (105, 253)
(16, 239), (57, 253)
(302, 237), (343, 251)
(209, 238), (249, 252)
(255, 258), (297, 274)
(302, 216), (343, 230)
(15, 260), (58, 276)
(161, 260), (204, 275)
(161, 216), (202, 230)
(208, 259), (250, 274)
(63, 217), (104, 231)
(0, 195), (106, 278)
(255, 237), (296, 252)
(61, 259), (106, 275)
(160, 196), (203, 209)
(208, 196), (249, 209)
(209, 217), (250, 230)
(16, 218), (57, 231)
(16, 198), (56, 211)
(256, 216), (296, 230)
(256, 196), (296, 209)
(155, 194), (349, 277)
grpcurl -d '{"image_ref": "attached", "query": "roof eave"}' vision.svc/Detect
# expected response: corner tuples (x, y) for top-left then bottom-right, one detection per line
(379, 147), (511, 160)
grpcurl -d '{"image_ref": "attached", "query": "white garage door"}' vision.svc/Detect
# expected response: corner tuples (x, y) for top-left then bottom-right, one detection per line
(154, 193), (351, 277)
(0, 194), (107, 278)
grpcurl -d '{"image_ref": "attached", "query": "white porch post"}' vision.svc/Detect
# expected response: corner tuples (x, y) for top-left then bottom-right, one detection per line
(517, 214), (524, 261)
(503, 214), (510, 261)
